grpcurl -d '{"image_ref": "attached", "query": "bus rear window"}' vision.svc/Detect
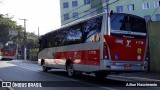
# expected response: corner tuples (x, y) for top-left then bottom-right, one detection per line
(111, 14), (146, 33)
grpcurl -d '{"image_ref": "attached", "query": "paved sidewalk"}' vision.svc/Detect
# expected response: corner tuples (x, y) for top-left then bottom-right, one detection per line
(13, 59), (38, 64)
(22, 60), (38, 64)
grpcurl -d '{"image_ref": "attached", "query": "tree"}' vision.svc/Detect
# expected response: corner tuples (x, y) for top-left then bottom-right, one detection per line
(26, 32), (38, 46)
(0, 14), (24, 45)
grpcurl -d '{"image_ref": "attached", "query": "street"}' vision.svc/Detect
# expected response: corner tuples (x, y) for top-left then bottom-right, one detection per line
(0, 60), (159, 90)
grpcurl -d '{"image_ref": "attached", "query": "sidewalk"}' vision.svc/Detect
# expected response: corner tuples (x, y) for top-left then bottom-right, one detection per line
(23, 59), (38, 64)
(108, 72), (160, 82)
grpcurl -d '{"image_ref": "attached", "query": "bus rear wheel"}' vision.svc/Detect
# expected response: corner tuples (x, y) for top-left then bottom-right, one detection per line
(42, 62), (49, 72)
(67, 63), (75, 77)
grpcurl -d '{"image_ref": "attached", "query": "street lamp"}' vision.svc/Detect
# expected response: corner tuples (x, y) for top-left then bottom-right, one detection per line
(19, 18), (27, 60)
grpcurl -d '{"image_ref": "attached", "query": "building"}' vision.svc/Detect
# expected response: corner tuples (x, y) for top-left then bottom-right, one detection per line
(60, 0), (103, 25)
(107, 0), (160, 21)
(60, 0), (160, 25)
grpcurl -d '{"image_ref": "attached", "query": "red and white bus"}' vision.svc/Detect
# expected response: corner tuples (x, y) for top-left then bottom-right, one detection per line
(1, 44), (16, 60)
(38, 12), (148, 78)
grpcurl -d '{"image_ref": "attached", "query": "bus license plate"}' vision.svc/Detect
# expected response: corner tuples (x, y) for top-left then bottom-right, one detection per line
(124, 65), (132, 70)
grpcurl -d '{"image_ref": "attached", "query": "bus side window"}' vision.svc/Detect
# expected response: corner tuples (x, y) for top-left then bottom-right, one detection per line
(64, 24), (82, 45)
(84, 16), (102, 43)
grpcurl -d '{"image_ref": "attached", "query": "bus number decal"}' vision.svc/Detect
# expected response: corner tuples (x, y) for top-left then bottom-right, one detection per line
(89, 51), (96, 54)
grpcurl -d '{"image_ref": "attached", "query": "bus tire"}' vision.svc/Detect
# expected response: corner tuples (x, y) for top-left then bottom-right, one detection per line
(42, 61), (49, 72)
(66, 63), (75, 77)
(95, 72), (108, 79)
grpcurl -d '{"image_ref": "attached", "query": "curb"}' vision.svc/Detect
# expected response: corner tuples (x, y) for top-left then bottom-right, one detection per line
(12, 59), (38, 64)
(22, 60), (38, 64)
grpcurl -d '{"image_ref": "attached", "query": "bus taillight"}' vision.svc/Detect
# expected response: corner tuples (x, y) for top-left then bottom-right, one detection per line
(104, 43), (109, 59)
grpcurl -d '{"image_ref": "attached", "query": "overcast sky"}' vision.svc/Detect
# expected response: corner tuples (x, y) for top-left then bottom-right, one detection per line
(0, 0), (61, 35)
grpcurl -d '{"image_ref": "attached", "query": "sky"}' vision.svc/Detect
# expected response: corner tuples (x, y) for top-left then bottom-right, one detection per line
(0, 0), (61, 35)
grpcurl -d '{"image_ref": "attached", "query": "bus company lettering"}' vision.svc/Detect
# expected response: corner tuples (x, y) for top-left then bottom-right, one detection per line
(12, 82), (42, 87)
(115, 39), (123, 44)
(28, 83), (42, 87)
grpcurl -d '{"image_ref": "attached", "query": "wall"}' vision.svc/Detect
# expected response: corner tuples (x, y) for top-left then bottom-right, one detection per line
(148, 21), (160, 72)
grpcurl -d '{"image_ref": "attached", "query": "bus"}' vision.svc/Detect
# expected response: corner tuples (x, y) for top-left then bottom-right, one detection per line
(38, 12), (148, 78)
(1, 44), (16, 60)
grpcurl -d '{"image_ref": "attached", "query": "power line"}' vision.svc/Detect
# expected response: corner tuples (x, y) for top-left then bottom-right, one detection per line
(151, 7), (160, 21)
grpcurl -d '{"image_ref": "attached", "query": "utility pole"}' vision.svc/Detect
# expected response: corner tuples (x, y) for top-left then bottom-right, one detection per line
(106, 0), (110, 35)
(38, 27), (40, 38)
(16, 32), (19, 59)
(19, 19), (27, 60)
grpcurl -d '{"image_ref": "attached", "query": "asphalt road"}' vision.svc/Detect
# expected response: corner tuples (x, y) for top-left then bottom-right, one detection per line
(0, 60), (159, 90)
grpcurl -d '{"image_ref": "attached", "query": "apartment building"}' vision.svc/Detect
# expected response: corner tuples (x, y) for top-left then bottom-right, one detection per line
(107, 0), (160, 21)
(60, 0), (102, 25)
(60, 0), (160, 25)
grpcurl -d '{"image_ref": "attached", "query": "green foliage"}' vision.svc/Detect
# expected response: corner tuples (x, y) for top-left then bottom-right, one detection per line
(0, 14), (24, 45)
(27, 32), (38, 46)
(0, 14), (38, 49)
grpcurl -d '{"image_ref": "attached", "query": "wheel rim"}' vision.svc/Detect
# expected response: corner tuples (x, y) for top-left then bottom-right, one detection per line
(67, 64), (74, 76)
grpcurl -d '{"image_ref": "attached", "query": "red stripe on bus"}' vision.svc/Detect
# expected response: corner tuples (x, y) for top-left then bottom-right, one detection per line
(54, 50), (100, 66)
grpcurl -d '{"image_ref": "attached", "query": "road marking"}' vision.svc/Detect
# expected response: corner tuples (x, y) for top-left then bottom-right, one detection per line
(0, 78), (14, 90)
(11, 62), (117, 90)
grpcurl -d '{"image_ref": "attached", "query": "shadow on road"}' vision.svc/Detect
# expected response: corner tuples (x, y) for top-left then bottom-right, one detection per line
(46, 70), (127, 87)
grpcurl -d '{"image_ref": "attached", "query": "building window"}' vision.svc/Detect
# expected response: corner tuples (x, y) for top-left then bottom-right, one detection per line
(127, 4), (134, 11)
(84, 0), (90, 5)
(116, 6), (123, 13)
(63, 2), (69, 8)
(154, 0), (160, 8)
(144, 15), (151, 21)
(72, 1), (78, 7)
(155, 14), (160, 21)
(142, 2), (150, 9)
(64, 13), (69, 20)
(73, 12), (78, 19)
